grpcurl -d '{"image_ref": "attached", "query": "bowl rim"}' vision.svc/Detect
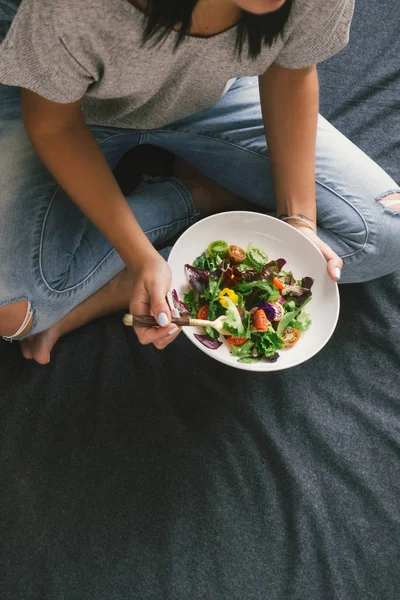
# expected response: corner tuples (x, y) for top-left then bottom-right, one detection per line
(168, 211), (340, 372)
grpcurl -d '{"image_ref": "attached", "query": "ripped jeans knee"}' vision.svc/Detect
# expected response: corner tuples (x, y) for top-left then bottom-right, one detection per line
(1, 299), (35, 342)
(376, 190), (400, 215)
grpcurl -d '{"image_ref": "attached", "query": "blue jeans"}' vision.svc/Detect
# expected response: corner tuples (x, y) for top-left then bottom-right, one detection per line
(1, 1), (399, 341)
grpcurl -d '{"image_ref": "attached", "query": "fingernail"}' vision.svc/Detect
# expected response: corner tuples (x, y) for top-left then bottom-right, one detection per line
(334, 267), (342, 281)
(168, 327), (179, 336)
(157, 312), (169, 327)
(173, 308), (180, 318)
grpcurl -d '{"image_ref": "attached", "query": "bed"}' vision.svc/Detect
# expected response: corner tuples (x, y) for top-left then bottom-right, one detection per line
(1, 1), (399, 598)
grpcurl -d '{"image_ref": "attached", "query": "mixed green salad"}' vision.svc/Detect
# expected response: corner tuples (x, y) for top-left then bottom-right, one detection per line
(172, 240), (314, 364)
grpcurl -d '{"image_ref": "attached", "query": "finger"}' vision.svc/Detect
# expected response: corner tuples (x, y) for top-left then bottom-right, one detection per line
(297, 227), (343, 282)
(316, 240), (343, 281)
(147, 281), (172, 328)
(153, 326), (181, 350)
(136, 324), (180, 347)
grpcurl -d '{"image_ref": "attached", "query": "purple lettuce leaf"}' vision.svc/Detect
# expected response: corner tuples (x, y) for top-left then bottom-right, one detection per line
(254, 260), (280, 282)
(264, 352), (280, 363)
(194, 334), (222, 350)
(185, 264), (209, 295)
(290, 289), (312, 308)
(277, 258), (287, 270)
(301, 277), (314, 290)
(172, 289), (189, 314)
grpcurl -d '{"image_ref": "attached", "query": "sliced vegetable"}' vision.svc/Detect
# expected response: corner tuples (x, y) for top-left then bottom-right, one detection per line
(247, 246), (268, 267)
(281, 327), (300, 348)
(252, 309), (269, 331)
(227, 245), (246, 264)
(273, 277), (285, 291)
(270, 302), (284, 321)
(194, 334), (222, 349)
(197, 304), (210, 320)
(184, 241), (313, 364)
(207, 240), (228, 258)
(227, 336), (247, 346)
(277, 298), (311, 334)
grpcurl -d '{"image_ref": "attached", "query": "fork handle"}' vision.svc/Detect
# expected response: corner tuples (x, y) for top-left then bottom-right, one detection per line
(123, 314), (191, 328)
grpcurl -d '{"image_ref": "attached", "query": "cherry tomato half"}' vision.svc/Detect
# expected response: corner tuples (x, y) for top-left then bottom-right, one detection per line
(227, 245), (246, 264)
(281, 327), (300, 348)
(227, 336), (248, 346)
(197, 305), (210, 320)
(252, 309), (269, 332)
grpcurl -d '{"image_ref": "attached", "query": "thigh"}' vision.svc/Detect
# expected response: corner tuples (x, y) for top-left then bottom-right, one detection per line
(0, 84), (197, 336)
(151, 77), (400, 280)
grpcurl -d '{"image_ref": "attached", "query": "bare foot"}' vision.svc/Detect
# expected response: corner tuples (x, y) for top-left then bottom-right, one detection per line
(20, 158), (254, 365)
(20, 268), (133, 365)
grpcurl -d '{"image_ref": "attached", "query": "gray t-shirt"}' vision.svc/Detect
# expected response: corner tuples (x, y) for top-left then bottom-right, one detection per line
(0, 0), (355, 129)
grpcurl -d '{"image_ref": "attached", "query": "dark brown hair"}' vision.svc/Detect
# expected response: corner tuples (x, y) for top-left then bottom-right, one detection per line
(139, 0), (293, 58)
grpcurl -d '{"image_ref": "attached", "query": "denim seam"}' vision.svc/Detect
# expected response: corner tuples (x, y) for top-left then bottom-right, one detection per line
(153, 129), (371, 259)
(36, 132), (134, 295)
(38, 179), (196, 295)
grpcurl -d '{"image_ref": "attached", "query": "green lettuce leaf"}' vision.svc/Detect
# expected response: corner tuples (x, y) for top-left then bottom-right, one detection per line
(204, 326), (220, 340)
(255, 329), (284, 357)
(235, 280), (274, 296)
(231, 340), (254, 357)
(238, 356), (262, 364)
(183, 289), (198, 318)
(291, 311), (312, 331)
(223, 298), (245, 336)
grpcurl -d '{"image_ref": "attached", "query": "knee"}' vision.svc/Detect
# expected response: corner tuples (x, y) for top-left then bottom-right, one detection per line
(376, 191), (400, 213)
(0, 299), (34, 339)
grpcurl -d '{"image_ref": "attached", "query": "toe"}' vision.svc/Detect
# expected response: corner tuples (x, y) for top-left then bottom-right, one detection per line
(20, 339), (33, 360)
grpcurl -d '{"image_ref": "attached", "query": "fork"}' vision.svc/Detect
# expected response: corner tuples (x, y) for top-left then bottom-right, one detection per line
(122, 313), (230, 335)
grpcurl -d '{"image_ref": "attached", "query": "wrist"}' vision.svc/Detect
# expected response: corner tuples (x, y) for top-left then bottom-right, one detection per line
(278, 213), (317, 232)
(127, 246), (161, 275)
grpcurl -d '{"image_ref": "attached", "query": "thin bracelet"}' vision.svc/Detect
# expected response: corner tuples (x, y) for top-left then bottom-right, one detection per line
(278, 214), (316, 231)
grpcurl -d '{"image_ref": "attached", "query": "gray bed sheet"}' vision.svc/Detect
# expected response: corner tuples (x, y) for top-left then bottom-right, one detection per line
(1, 1), (399, 598)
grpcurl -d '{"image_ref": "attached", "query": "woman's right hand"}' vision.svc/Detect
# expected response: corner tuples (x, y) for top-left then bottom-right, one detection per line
(129, 252), (181, 349)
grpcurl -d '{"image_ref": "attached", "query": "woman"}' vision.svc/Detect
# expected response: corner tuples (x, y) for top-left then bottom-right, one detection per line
(0, 0), (399, 364)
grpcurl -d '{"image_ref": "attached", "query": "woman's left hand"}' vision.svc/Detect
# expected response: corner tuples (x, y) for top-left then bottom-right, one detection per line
(291, 225), (343, 282)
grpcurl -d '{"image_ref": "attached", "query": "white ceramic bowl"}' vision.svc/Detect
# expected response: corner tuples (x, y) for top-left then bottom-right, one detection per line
(168, 211), (340, 372)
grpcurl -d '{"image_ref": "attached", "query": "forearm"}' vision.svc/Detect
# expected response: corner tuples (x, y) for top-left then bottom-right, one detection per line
(259, 63), (319, 227)
(25, 117), (156, 272)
